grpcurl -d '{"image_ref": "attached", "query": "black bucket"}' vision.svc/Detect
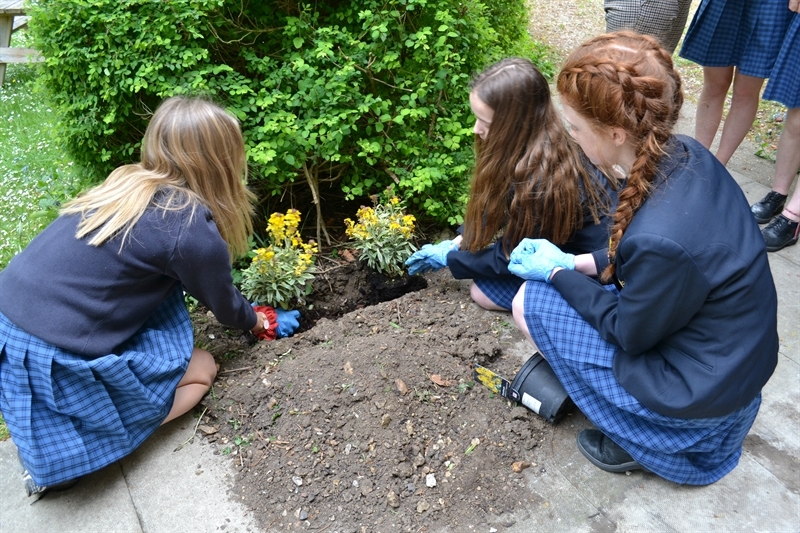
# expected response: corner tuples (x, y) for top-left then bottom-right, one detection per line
(511, 353), (573, 423)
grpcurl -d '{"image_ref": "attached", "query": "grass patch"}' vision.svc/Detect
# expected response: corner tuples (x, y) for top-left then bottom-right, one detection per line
(751, 100), (786, 162)
(0, 31), (89, 440)
(0, 31), (88, 270)
(0, 413), (9, 441)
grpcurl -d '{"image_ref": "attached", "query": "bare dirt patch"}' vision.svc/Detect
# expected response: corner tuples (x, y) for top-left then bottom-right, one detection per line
(192, 264), (554, 533)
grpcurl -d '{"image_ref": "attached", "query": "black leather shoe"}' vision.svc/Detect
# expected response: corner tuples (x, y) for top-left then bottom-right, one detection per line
(762, 214), (799, 252)
(576, 429), (646, 473)
(23, 471), (80, 498)
(751, 191), (787, 224)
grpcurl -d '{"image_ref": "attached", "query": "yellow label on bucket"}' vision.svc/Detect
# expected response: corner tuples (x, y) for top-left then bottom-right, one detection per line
(474, 366), (503, 394)
(521, 392), (542, 415)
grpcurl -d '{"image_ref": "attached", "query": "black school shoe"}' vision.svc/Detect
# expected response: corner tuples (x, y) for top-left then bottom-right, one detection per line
(751, 191), (787, 224)
(23, 470), (80, 498)
(576, 429), (647, 473)
(762, 214), (799, 252)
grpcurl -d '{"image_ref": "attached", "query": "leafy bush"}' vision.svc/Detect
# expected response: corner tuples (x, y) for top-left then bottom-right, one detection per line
(29, 0), (540, 228)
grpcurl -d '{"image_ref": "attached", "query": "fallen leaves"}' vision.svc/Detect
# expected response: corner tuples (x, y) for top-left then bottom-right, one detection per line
(512, 461), (532, 473)
(395, 378), (409, 395)
(430, 374), (451, 387)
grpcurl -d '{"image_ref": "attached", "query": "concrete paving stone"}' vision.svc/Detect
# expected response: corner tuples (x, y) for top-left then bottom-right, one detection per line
(0, 442), (142, 533)
(119, 416), (259, 533)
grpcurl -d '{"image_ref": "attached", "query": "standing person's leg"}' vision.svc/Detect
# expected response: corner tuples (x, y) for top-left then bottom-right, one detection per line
(761, 107), (800, 251)
(715, 71), (766, 165)
(162, 347), (217, 424)
(695, 66), (734, 149)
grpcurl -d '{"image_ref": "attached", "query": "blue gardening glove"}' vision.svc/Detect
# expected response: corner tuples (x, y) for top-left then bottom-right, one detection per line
(405, 239), (458, 276)
(508, 239), (575, 283)
(275, 308), (301, 338)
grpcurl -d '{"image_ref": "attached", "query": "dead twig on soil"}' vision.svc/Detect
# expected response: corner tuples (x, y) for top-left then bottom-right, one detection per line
(218, 366), (254, 375)
(174, 406), (208, 452)
(250, 450), (267, 468)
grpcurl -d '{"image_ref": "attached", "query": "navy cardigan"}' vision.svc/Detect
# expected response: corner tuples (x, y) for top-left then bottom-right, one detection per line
(551, 135), (778, 419)
(0, 201), (257, 357)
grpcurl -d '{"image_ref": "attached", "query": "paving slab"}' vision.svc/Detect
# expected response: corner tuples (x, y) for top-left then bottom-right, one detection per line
(0, 445), (142, 533)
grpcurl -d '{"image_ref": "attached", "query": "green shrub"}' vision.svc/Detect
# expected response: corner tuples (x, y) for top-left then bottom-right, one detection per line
(29, 0), (539, 229)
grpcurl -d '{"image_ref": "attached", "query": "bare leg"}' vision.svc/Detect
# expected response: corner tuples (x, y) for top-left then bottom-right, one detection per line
(695, 66), (734, 149)
(715, 71), (765, 166)
(469, 281), (510, 311)
(162, 348), (217, 425)
(773, 108), (800, 213)
(511, 283), (539, 351)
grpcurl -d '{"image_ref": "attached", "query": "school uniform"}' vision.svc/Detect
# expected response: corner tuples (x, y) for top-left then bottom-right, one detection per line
(763, 13), (800, 108)
(520, 135), (778, 484)
(0, 195), (256, 486)
(447, 167), (617, 309)
(679, 0), (793, 78)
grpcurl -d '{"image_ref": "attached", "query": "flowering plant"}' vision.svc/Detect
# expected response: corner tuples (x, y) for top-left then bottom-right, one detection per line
(344, 194), (417, 278)
(240, 209), (318, 309)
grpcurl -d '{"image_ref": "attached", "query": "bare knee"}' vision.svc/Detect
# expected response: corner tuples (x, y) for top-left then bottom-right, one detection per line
(702, 67), (733, 97)
(785, 108), (800, 137)
(469, 282), (506, 311)
(189, 348), (217, 388)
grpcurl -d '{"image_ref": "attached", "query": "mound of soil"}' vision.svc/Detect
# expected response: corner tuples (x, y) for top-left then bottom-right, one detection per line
(192, 259), (554, 533)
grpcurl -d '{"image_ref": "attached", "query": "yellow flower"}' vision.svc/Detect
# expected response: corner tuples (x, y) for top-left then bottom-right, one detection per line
(268, 213), (286, 242)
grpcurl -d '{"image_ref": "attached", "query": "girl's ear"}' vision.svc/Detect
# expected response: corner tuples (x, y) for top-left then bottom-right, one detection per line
(610, 127), (628, 147)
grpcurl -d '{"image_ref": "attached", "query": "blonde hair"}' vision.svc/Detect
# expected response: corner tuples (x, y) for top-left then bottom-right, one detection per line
(61, 96), (255, 258)
(556, 31), (682, 281)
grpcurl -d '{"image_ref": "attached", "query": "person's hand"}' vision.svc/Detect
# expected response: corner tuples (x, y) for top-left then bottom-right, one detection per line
(275, 308), (301, 338)
(405, 239), (458, 275)
(508, 239), (575, 283)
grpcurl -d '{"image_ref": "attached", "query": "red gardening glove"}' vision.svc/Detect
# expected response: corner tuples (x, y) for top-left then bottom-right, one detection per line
(252, 305), (279, 341)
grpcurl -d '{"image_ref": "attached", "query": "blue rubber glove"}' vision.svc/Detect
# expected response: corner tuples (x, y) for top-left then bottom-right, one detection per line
(275, 308), (301, 338)
(405, 239), (458, 276)
(508, 238), (575, 283)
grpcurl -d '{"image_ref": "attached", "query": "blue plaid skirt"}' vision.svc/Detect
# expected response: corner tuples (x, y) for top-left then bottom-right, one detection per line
(0, 287), (193, 486)
(763, 14), (800, 108)
(474, 277), (525, 310)
(521, 281), (761, 485)
(679, 0), (793, 78)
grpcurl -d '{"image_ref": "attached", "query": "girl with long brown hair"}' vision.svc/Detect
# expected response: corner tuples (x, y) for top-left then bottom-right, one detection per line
(406, 58), (616, 311)
(507, 32), (778, 485)
(0, 96), (299, 497)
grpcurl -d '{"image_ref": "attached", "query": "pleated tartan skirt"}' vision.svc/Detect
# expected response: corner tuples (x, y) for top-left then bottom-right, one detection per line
(0, 287), (193, 486)
(763, 14), (800, 108)
(679, 0), (793, 78)
(474, 276), (525, 310)
(521, 281), (761, 486)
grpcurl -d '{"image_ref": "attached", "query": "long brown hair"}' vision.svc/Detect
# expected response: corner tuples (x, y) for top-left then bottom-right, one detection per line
(61, 97), (256, 258)
(557, 31), (683, 282)
(462, 58), (605, 255)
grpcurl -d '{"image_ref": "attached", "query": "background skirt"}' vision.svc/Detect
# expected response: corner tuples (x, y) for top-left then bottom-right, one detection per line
(521, 281), (760, 485)
(0, 287), (193, 486)
(679, 0), (792, 78)
(473, 277), (525, 310)
(763, 14), (800, 108)
(604, 0), (692, 53)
